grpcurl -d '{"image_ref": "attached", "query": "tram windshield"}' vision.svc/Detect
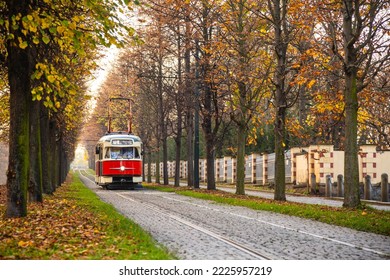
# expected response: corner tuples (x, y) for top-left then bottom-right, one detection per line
(105, 147), (140, 159)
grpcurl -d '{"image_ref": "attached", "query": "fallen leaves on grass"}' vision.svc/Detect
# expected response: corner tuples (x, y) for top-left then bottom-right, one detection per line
(0, 185), (107, 260)
(0, 184), (6, 205)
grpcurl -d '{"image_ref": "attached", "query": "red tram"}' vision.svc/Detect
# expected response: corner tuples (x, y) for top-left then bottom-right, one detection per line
(95, 133), (143, 189)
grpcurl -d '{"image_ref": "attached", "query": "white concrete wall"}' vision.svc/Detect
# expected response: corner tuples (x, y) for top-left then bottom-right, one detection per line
(145, 145), (390, 186)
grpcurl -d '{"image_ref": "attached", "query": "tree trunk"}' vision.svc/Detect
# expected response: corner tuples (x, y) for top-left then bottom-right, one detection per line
(162, 132), (169, 185)
(49, 119), (58, 191)
(54, 136), (60, 188)
(343, 70), (360, 207)
(174, 126), (182, 187)
(235, 124), (246, 195)
(29, 100), (43, 202)
(273, 0), (287, 201)
(184, 15), (194, 187)
(41, 106), (54, 194)
(157, 48), (168, 185)
(28, 27), (42, 202)
(342, 0), (361, 208)
(155, 148), (160, 184)
(59, 138), (66, 185)
(274, 110), (286, 201)
(147, 150), (152, 183)
(186, 112), (194, 187)
(203, 88), (216, 190)
(6, 0), (31, 217)
(174, 27), (183, 188)
(205, 139), (216, 190)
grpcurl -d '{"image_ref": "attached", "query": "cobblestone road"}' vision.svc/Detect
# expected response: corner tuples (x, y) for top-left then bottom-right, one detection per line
(79, 173), (390, 260)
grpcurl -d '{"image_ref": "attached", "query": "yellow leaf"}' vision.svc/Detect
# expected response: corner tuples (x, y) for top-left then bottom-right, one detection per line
(41, 21), (50, 29)
(19, 41), (28, 49)
(36, 63), (47, 70)
(47, 75), (55, 83)
(18, 240), (33, 247)
(29, 24), (37, 33)
(57, 25), (65, 34)
(307, 79), (316, 89)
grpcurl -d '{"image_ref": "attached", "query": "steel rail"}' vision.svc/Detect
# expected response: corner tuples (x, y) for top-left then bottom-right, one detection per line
(77, 169), (273, 260)
(77, 170), (390, 259)
(115, 191), (274, 260)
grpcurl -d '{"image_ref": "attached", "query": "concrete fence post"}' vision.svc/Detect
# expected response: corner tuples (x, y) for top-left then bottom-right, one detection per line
(325, 175), (331, 197)
(381, 173), (389, 202)
(337, 174), (344, 197)
(252, 154), (257, 184)
(364, 175), (371, 200)
(263, 154), (268, 185)
(310, 173), (316, 194)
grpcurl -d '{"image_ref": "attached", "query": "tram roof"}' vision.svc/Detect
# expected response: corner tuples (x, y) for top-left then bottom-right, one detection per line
(98, 132), (142, 143)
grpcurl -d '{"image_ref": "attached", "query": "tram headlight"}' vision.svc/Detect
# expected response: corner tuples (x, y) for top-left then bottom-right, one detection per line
(120, 166), (125, 171)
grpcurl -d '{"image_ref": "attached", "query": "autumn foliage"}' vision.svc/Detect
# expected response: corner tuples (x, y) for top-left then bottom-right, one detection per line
(0, 174), (172, 260)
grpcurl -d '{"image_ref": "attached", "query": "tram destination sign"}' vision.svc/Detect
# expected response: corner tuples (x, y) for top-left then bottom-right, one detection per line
(112, 139), (133, 145)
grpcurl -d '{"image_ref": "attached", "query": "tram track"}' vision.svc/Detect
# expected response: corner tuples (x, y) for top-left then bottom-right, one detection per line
(114, 191), (274, 260)
(77, 169), (273, 259)
(77, 169), (390, 260)
(78, 169), (95, 180)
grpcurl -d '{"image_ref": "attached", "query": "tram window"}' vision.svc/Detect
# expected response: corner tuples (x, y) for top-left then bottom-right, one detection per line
(123, 148), (140, 159)
(109, 148), (121, 159)
(121, 147), (135, 159)
(106, 147), (140, 159)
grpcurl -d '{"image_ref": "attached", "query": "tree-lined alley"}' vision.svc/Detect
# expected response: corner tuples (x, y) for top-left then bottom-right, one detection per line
(1, 0), (389, 218)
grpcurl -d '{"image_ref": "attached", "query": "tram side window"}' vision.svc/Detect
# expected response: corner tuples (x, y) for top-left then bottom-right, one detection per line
(105, 148), (111, 159)
(95, 146), (103, 160)
(134, 148), (140, 158)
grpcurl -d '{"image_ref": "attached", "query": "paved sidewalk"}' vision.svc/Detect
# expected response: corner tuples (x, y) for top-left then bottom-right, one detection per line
(217, 186), (390, 211)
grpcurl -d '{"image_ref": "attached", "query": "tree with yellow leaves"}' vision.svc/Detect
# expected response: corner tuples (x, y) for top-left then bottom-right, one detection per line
(315, 0), (390, 208)
(216, 0), (271, 195)
(2, 0), (137, 217)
